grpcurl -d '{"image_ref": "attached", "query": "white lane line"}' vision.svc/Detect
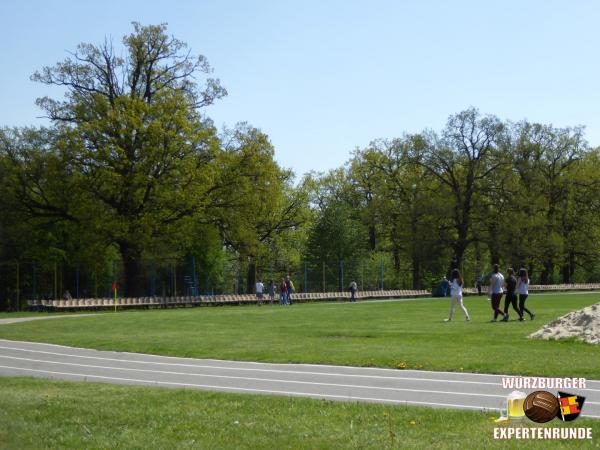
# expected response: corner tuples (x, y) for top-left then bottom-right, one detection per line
(4, 339), (599, 385)
(1, 355), (591, 402)
(0, 340), (515, 378)
(0, 345), (502, 386)
(2, 339), (599, 386)
(3, 344), (599, 391)
(0, 339), (501, 378)
(0, 355), (507, 399)
(2, 365), (599, 419)
(0, 364), (504, 412)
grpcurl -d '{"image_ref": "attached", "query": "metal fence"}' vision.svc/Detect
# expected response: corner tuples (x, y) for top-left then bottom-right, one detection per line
(0, 258), (202, 311)
(0, 254), (488, 311)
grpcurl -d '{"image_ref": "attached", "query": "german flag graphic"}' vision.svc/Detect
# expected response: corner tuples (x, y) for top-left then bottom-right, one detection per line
(557, 392), (585, 421)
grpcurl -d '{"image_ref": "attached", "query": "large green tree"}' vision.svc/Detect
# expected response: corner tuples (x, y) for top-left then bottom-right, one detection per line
(502, 122), (588, 282)
(212, 124), (307, 293)
(19, 23), (226, 296)
(357, 137), (448, 288)
(409, 108), (505, 273)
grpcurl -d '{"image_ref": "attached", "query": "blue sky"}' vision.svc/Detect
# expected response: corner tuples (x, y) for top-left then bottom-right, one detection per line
(2, 0), (599, 177)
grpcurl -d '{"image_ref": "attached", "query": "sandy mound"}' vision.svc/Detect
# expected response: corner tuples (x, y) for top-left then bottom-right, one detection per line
(529, 303), (600, 344)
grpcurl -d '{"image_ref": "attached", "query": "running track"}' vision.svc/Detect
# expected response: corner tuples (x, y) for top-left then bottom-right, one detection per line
(0, 316), (598, 419)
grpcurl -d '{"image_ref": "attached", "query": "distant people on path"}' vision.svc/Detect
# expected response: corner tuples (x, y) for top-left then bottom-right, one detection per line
(489, 264), (506, 322)
(268, 280), (275, 304)
(62, 289), (72, 300)
(285, 275), (294, 305)
(503, 268), (522, 321)
(517, 268), (535, 321)
(441, 277), (450, 297)
(279, 279), (288, 305)
(349, 280), (358, 302)
(255, 279), (264, 306)
(444, 268), (470, 322)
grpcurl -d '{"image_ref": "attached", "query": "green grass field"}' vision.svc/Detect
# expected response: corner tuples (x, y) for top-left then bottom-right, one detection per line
(0, 293), (598, 377)
(1, 377), (598, 450)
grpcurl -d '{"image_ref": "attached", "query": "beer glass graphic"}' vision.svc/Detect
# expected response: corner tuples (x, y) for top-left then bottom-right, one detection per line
(507, 390), (526, 420)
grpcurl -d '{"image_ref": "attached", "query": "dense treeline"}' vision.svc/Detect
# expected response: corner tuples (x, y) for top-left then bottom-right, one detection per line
(307, 112), (600, 289)
(1, 24), (600, 305)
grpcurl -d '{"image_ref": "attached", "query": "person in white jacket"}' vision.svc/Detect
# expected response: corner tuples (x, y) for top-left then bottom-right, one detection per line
(516, 268), (535, 321)
(444, 268), (470, 322)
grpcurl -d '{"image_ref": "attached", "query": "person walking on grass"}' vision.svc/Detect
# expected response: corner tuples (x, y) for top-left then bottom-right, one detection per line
(502, 268), (522, 321)
(279, 278), (288, 305)
(489, 264), (506, 322)
(517, 268), (535, 321)
(444, 268), (470, 322)
(441, 277), (450, 297)
(255, 279), (264, 306)
(285, 275), (294, 305)
(349, 280), (358, 302)
(268, 280), (275, 304)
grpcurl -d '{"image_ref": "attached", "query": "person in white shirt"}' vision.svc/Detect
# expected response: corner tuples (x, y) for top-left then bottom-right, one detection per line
(255, 280), (264, 305)
(516, 268), (535, 321)
(445, 269), (470, 322)
(349, 280), (358, 302)
(489, 264), (507, 322)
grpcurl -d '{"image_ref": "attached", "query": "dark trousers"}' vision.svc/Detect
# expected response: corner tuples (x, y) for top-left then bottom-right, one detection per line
(519, 294), (533, 317)
(503, 292), (521, 317)
(491, 293), (505, 319)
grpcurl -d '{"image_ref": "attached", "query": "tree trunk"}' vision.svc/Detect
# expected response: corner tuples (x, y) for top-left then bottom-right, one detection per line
(393, 246), (400, 273)
(411, 255), (421, 289)
(369, 225), (376, 251)
(246, 260), (256, 294)
(561, 264), (571, 284)
(561, 251), (576, 283)
(474, 239), (483, 277)
(540, 261), (554, 284)
(487, 221), (500, 267)
(450, 202), (470, 276)
(118, 242), (145, 297)
(449, 240), (467, 275)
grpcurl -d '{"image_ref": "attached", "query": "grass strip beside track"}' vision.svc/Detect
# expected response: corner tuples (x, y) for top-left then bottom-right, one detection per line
(0, 293), (598, 377)
(1, 377), (598, 450)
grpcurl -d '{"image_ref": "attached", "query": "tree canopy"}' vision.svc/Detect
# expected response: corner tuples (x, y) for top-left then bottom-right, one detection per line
(2, 24), (600, 305)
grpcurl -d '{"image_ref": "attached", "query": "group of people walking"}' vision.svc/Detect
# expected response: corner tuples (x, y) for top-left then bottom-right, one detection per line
(488, 264), (535, 322)
(255, 276), (295, 306)
(444, 264), (535, 322)
(255, 276), (360, 305)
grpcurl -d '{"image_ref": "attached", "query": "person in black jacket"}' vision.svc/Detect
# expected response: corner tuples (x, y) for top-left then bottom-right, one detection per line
(502, 268), (522, 321)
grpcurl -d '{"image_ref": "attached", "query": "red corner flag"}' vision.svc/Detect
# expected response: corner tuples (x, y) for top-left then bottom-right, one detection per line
(112, 280), (117, 292)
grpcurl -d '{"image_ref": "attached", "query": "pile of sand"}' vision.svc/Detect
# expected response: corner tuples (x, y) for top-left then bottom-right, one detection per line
(529, 302), (600, 344)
